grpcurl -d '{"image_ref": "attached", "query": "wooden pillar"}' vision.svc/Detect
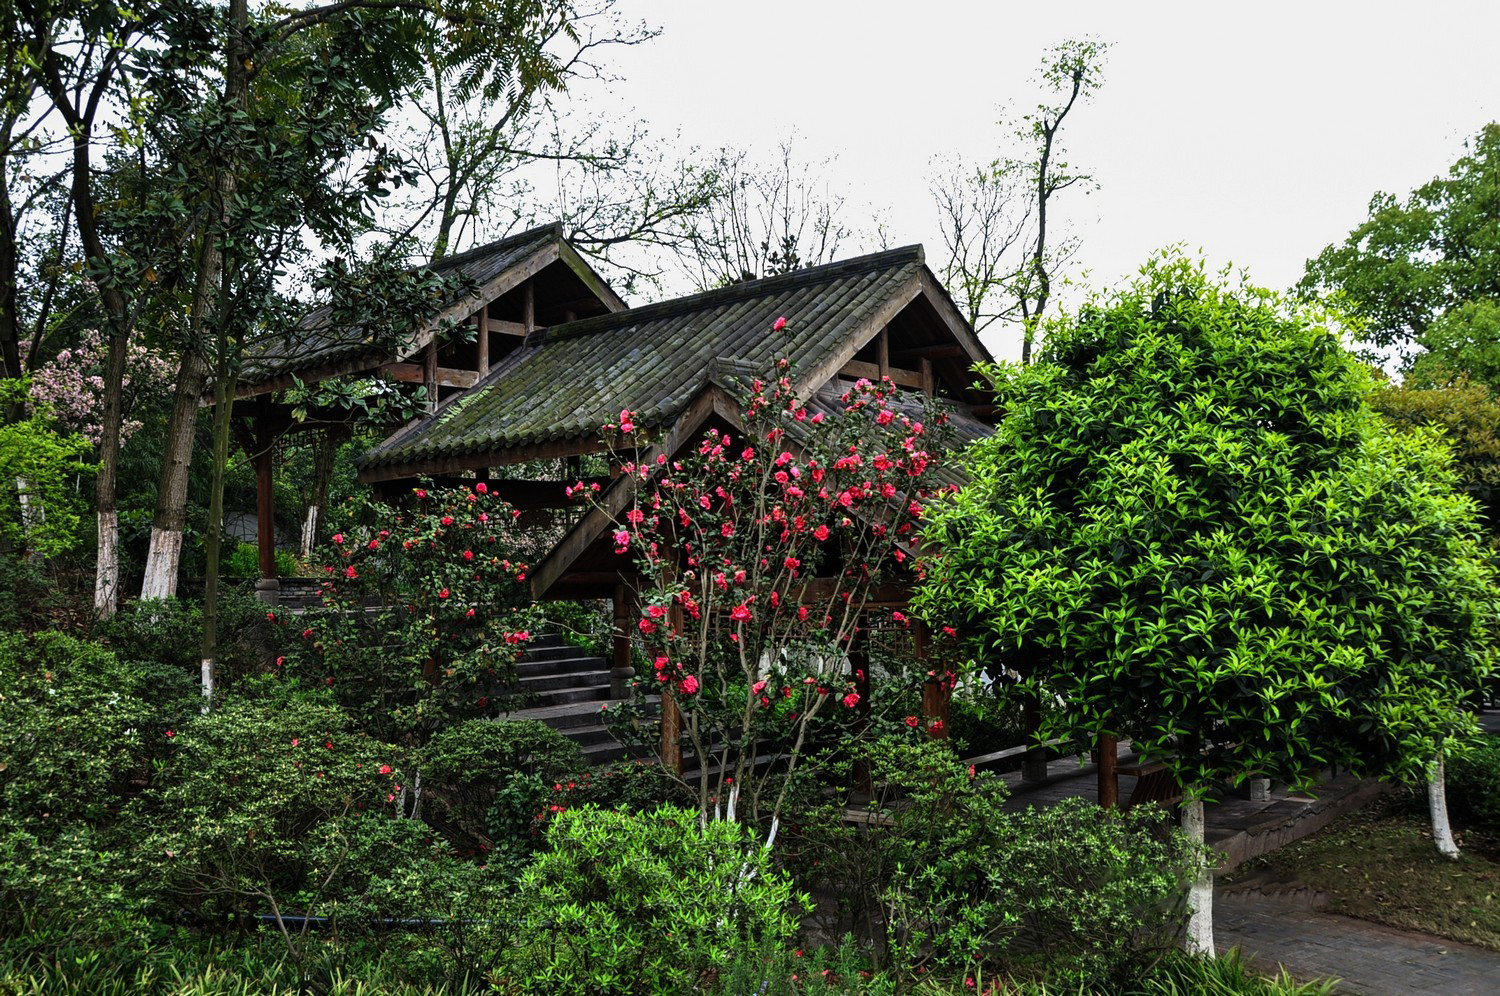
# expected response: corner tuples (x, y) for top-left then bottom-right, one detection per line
(1097, 733), (1119, 808)
(522, 279), (535, 335)
(476, 306), (489, 375)
(920, 357), (935, 397)
(253, 420), (279, 605)
(916, 621), (949, 739)
(610, 583), (636, 699)
(876, 329), (890, 382)
(423, 339), (438, 413)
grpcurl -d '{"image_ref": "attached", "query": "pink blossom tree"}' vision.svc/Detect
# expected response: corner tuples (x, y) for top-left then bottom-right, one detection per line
(591, 326), (953, 830)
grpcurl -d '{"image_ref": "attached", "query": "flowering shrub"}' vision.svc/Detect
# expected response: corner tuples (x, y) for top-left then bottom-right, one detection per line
(279, 485), (541, 747)
(24, 330), (174, 447)
(586, 329), (953, 825)
(0, 379), (94, 557)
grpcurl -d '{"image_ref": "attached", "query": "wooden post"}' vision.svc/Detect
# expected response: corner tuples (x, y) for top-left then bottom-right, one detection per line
(476, 307), (489, 375)
(423, 339), (438, 413)
(876, 329), (890, 382)
(522, 279), (535, 335)
(1021, 693), (1048, 783)
(610, 583), (636, 699)
(915, 621), (949, 739)
(920, 357), (935, 397)
(253, 420), (278, 605)
(1097, 733), (1119, 808)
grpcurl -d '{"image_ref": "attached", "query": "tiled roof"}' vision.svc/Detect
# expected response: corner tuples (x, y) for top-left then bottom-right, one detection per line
(359, 245), (929, 473)
(241, 223), (562, 385)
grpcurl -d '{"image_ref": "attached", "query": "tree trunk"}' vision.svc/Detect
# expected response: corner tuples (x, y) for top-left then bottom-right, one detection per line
(141, 346), (211, 599)
(299, 429), (336, 558)
(1429, 755), (1461, 860)
(93, 326), (129, 618)
(1182, 796), (1215, 957)
(200, 369), (234, 709)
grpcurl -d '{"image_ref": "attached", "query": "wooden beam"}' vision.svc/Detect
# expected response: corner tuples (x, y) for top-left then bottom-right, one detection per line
(381, 362), (479, 390)
(891, 343), (967, 362)
(358, 434), (615, 484)
(838, 358), (924, 390)
(556, 236), (628, 313)
(490, 319), (528, 336)
(476, 308), (489, 375)
(917, 268), (992, 365)
(795, 275), (923, 403)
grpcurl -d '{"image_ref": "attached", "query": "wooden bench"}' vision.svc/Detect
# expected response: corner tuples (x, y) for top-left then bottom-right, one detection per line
(1115, 759), (1182, 810)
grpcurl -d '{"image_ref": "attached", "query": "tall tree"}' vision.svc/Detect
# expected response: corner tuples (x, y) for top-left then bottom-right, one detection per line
(917, 254), (1499, 954)
(932, 38), (1107, 360)
(1300, 122), (1500, 375)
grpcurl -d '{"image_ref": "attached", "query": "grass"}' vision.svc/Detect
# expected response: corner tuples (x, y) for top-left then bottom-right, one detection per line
(1226, 798), (1500, 951)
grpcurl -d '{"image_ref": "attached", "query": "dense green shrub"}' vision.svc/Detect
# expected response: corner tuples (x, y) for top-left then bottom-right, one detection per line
(98, 589), (280, 690)
(0, 555), (66, 631)
(537, 599), (612, 658)
(1447, 733), (1500, 830)
(421, 719), (583, 858)
(506, 805), (808, 994)
(222, 541), (301, 579)
(561, 758), (695, 813)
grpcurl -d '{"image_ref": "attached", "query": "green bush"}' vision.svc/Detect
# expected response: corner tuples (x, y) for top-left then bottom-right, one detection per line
(99, 589), (281, 691)
(796, 738), (1195, 987)
(0, 554), (66, 631)
(537, 599), (612, 658)
(561, 758), (694, 813)
(421, 719), (583, 858)
(506, 805), (809, 994)
(222, 541), (300, 579)
(1447, 734), (1500, 830)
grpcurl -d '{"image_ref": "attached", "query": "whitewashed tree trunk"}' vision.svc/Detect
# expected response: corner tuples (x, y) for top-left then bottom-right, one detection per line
(299, 505), (320, 559)
(1182, 797), (1215, 957)
(1428, 755), (1461, 860)
(140, 527), (184, 600)
(200, 655), (214, 714)
(94, 509), (118, 617)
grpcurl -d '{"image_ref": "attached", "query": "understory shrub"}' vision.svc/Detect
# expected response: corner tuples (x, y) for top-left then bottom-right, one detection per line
(222, 541), (301, 580)
(421, 719), (583, 859)
(792, 738), (1195, 987)
(97, 589), (280, 690)
(1447, 734), (1500, 830)
(506, 805), (808, 994)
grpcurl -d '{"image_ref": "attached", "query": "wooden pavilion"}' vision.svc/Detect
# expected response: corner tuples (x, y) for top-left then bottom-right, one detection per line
(230, 230), (1000, 769)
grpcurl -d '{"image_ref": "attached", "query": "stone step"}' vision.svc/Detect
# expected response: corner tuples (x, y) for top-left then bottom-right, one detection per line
(505, 670), (610, 695)
(522, 643), (601, 663)
(515, 656), (607, 678)
(522, 684), (614, 708)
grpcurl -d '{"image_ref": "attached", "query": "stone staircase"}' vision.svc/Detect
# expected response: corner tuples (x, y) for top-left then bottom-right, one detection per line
(502, 634), (653, 765)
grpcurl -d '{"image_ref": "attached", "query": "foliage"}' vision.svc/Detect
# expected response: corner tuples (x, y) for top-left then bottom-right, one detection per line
(421, 719), (583, 859)
(506, 804), (808, 994)
(536, 598), (613, 658)
(23, 329), (175, 447)
(0, 379), (95, 557)
(0, 632), (195, 932)
(96, 589), (281, 690)
(592, 338), (952, 824)
(0, 554), (66, 631)
(1447, 733), (1500, 831)
(221, 541), (301, 580)
(1370, 375), (1500, 539)
(557, 759), (695, 813)
(918, 253), (1500, 797)
(138, 695), (409, 948)
(788, 738), (1193, 986)
(946, 687), (1028, 758)
(1300, 121), (1500, 369)
(281, 485), (540, 747)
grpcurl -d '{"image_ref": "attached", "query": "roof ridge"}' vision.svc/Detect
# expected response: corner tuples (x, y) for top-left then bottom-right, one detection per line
(528, 244), (924, 345)
(430, 221), (561, 271)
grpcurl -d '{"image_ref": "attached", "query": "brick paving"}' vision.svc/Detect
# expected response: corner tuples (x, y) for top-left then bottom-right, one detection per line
(1216, 892), (1500, 994)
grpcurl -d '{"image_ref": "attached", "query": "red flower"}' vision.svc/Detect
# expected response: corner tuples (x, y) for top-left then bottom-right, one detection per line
(720, 522), (734, 538)
(164, 729), (175, 738)
(379, 764), (392, 774)
(463, 550), (474, 561)
(475, 482), (487, 493)
(441, 516), (454, 526)
(679, 674), (699, 694)
(344, 565), (358, 579)
(414, 488), (427, 498)
(646, 604), (667, 619)
(332, 533), (345, 544)
(905, 715), (920, 728)
(813, 524), (830, 542)
(730, 603), (752, 622)
(619, 408), (636, 433)
(438, 588), (450, 599)
(773, 316), (787, 331)
(842, 692), (860, 709)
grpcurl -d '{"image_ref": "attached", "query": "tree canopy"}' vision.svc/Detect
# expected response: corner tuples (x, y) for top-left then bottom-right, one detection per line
(919, 254), (1498, 796)
(1300, 122), (1500, 377)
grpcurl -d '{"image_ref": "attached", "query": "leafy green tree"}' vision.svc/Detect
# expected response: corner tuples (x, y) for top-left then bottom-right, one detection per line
(0, 380), (94, 558)
(1300, 122), (1500, 374)
(917, 254), (1499, 955)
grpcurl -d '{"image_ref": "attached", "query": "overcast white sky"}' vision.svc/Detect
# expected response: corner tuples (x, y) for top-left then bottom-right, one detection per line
(592, 0), (1500, 359)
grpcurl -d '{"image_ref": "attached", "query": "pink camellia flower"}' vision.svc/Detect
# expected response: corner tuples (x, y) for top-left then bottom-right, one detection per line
(905, 715), (920, 728)
(942, 625), (958, 637)
(619, 409), (636, 433)
(752, 679), (766, 694)
(291, 738), (300, 747)
(646, 604), (667, 619)
(772, 316), (787, 331)
(892, 610), (908, 627)
(730, 603), (752, 622)
(639, 618), (657, 635)
(438, 588), (450, 599)
(613, 530), (630, 553)
(813, 524), (830, 542)
(379, 764), (392, 774)
(475, 482), (487, 493)
(414, 488), (427, 498)
(842, 692), (860, 709)
(875, 409), (894, 426)
(344, 566), (358, 579)
(440, 516), (454, 526)
(265, 611), (277, 622)
(720, 521), (734, 538)
(680, 674), (699, 695)
(463, 550), (474, 561)
(653, 655), (669, 671)
(165, 729), (175, 738)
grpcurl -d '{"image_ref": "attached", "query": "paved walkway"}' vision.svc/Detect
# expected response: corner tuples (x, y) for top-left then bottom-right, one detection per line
(1216, 891), (1500, 994)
